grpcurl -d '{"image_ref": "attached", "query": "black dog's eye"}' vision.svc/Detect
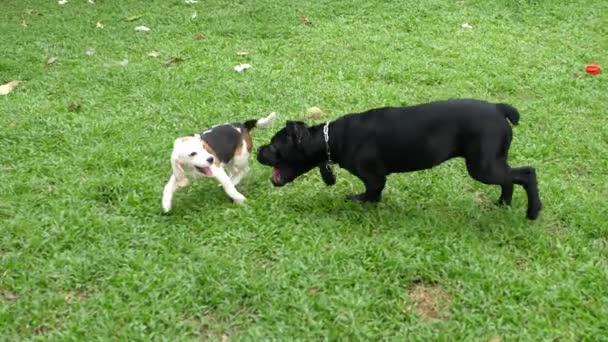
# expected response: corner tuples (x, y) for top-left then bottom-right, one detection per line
(189, 152), (197, 157)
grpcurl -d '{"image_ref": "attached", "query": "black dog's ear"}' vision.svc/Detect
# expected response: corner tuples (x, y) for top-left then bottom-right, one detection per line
(286, 121), (311, 145)
(319, 162), (336, 186)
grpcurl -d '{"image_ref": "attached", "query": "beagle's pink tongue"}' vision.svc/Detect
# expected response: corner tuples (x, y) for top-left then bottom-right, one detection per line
(272, 167), (280, 182)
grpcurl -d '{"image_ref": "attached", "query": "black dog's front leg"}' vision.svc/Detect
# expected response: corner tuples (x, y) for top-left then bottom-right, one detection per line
(346, 171), (386, 203)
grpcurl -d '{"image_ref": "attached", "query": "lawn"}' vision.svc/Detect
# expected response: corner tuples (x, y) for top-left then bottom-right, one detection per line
(1, 0), (607, 340)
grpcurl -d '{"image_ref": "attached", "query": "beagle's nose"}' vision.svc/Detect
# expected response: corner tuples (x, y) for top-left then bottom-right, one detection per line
(206, 156), (214, 164)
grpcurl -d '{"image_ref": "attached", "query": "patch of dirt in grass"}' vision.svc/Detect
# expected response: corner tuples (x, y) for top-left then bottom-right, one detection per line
(407, 282), (452, 320)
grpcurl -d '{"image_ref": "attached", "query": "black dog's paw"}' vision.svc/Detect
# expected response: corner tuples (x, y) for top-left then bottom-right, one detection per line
(526, 200), (542, 220)
(345, 193), (380, 203)
(496, 197), (512, 206)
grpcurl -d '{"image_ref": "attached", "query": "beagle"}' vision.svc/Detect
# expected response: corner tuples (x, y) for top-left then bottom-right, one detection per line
(162, 112), (277, 212)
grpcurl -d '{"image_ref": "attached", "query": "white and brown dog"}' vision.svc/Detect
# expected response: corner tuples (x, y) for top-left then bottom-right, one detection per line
(162, 112), (277, 212)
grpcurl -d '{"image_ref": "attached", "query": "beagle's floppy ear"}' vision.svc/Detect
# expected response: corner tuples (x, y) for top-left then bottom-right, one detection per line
(171, 155), (189, 187)
(286, 121), (311, 145)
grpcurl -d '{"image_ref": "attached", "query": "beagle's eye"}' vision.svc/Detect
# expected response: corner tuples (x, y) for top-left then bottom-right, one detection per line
(189, 152), (197, 157)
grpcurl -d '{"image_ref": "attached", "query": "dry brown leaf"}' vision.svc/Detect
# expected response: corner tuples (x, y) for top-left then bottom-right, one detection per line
(487, 338), (502, 342)
(195, 33), (205, 40)
(304, 106), (324, 120)
(307, 287), (321, 295)
(0, 291), (18, 301)
(146, 51), (161, 58)
(126, 15), (143, 22)
(300, 16), (311, 25)
(68, 103), (81, 112)
(0, 81), (20, 96)
(47, 56), (57, 65)
(163, 57), (185, 66)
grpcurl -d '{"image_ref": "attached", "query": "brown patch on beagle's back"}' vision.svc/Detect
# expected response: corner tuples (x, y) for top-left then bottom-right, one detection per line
(233, 129), (252, 157)
(202, 140), (221, 167)
(241, 129), (253, 152)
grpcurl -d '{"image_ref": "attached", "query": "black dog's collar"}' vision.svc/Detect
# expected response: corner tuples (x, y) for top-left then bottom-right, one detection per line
(323, 122), (332, 164)
(320, 122), (336, 185)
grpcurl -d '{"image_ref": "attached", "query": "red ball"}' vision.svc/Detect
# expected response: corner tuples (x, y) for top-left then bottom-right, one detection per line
(585, 63), (601, 76)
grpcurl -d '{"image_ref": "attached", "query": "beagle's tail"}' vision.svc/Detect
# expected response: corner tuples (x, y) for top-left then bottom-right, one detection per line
(243, 112), (278, 131)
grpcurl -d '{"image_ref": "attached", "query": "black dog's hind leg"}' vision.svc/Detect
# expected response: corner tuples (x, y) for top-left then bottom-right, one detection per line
(511, 167), (542, 220)
(466, 158), (541, 220)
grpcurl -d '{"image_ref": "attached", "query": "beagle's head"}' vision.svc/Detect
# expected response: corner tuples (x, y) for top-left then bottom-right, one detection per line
(171, 136), (216, 184)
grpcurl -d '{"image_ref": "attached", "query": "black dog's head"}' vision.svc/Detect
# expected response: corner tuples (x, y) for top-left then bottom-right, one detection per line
(257, 121), (336, 187)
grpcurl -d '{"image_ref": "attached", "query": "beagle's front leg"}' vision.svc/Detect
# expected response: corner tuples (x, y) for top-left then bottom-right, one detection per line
(212, 165), (246, 204)
(162, 174), (179, 212)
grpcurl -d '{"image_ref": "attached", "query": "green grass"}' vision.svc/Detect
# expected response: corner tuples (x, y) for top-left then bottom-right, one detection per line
(1, 0), (608, 340)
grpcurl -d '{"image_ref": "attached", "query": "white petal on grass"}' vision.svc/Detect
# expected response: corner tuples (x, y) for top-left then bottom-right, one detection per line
(191, 11), (197, 19)
(146, 51), (161, 58)
(234, 64), (251, 72)
(58, 0), (68, 5)
(135, 25), (150, 32)
(461, 23), (473, 29)
(117, 59), (129, 67)
(185, 0), (198, 3)
(0, 81), (20, 96)
(85, 48), (96, 56)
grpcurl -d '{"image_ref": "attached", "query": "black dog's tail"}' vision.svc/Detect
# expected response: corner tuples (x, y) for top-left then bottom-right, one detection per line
(243, 112), (278, 131)
(496, 103), (520, 125)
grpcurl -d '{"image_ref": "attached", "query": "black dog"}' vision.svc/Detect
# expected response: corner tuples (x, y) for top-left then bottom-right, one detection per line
(257, 99), (542, 220)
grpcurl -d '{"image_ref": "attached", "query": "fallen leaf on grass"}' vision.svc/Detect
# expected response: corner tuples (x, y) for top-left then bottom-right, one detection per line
(307, 287), (321, 295)
(146, 51), (161, 58)
(195, 33), (205, 40)
(22, 20), (28, 27)
(126, 15), (143, 22)
(68, 103), (81, 112)
(85, 48), (96, 56)
(116, 59), (129, 67)
(185, 0), (198, 3)
(0, 81), (20, 96)
(233, 63), (251, 72)
(487, 338), (502, 342)
(25, 9), (43, 16)
(47, 56), (57, 65)
(135, 25), (150, 32)
(304, 106), (324, 120)
(88, 0), (95, 4)
(96, 21), (104, 29)
(236, 51), (249, 56)
(163, 57), (185, 66)
(300, 16), (311, 25)
(58, 0), (68, 5)
(0, 291), (18, 301)
(461, 23), (473, 29)
(191, 11), (197, 19)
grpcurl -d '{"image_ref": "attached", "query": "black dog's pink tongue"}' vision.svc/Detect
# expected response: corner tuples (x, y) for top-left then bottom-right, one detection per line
(272, 167), (280, 181)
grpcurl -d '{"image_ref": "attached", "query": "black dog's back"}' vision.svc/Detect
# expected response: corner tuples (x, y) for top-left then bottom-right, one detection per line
(335, 99), (516, 172)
